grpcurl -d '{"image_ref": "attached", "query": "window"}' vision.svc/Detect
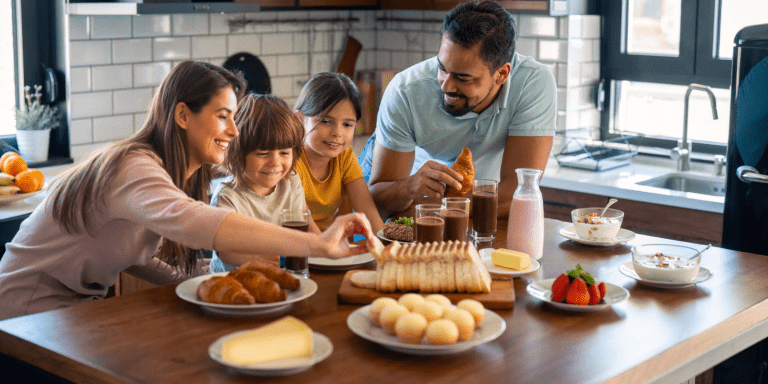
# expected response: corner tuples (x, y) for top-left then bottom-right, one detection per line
(0, 0), (18, 136)
(601, 0), (768, 154)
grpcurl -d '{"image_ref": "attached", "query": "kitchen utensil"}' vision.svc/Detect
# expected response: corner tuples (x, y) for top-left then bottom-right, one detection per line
(695, 244), (712, 258)
(223, 52), (271, 94)
(600, 198), (619, 217)
(335, 36), (362, 78)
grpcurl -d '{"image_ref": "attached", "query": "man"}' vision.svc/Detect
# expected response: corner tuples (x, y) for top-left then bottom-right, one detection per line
(360, 0), (557, 220)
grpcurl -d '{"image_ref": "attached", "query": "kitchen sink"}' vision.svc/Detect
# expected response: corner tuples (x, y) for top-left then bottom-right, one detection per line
(635, 172), (726, 197)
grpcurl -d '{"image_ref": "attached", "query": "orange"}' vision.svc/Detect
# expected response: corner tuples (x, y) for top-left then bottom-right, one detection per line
(0, 151), (18, 166)
(25, 168), (44, 189)
(14, 170), (39, 193)
(1, 155), (27, 176)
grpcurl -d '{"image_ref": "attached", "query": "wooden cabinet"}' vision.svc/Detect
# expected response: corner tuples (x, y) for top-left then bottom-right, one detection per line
(541, 187), (724, 246)
(299, 0), (378, 6)
(381, 0), (592, 14)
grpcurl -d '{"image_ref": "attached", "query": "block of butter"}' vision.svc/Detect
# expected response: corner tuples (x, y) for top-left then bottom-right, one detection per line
(222, 316), (313, 365)
(492, 248), (531, 271)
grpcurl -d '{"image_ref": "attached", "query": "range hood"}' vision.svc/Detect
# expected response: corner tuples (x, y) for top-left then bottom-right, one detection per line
(68, 1), (261, 16)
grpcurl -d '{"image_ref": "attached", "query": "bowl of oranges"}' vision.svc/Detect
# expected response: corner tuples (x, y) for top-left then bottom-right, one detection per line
(0, 151), (45, 205)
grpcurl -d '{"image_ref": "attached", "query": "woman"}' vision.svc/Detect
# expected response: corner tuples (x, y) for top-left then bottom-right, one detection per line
(0, 61), (375, 320)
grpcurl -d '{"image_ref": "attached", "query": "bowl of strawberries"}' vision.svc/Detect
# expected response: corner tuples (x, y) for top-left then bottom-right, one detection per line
(526, 265), (630, 312)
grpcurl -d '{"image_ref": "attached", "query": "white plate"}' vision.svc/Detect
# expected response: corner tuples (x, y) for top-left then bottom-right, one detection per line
(176, 272), (317, 316)
(559, 225), (636, 247)
(377, 229), (412, 244)
(309, 252), (375, 271)
(619, 261), (713, 289)
(209, 330), (332, 376)
(0, 190), (41, 206)
(478, 248), (541, 277)
(346, 305), (506, 355)
(526, 278), (629, 312)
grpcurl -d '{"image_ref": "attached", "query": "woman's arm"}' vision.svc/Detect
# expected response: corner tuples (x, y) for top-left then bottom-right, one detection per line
(345, 177), (385, 234)
(124, 257), (185, 285)
(215, 251), (281, 267)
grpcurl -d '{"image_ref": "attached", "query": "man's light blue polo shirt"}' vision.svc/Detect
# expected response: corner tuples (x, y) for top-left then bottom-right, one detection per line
(374, 52), (557, 181)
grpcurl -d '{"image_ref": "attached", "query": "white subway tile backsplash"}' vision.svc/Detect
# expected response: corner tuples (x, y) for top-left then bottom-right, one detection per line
(69, 16), (90, 41)
(593, 39), (601, 62)
(70, 40), (112, 66)
(91, 16), (132, 39)
(262, 34), (294, 55)
(113, 88), (154, 115)
(277, 54), (309, 76)
(270, 76), (293, 98)
(259, 55), (278, 81)
(134, 113), (148, 133)
(378, 31), (407, 52)
(538, 40), (568, 62)
(567, 62), (580, 87)
(579, 108), (600, 128)
(293, 33), (309, 53)
(132, 15), (172, 38)
(556, 63), (567, 87)
(112, 39), (152, 63)
(582, 16), (601, 39)
(375, 50), (391, 69)
(581, 62), (600, 85)
(277, 11), (309, 33)
(70, 91), (113, 119)
(154, 37), (191, 60)
(310, 53), (333, 76)
(192, 36), (227, 59)
(69, 118), (92, 145)
(69, 67), (91, 93)
(567, 39), (585, 63)
(424, 32), (441, 52)
(557, 87), (567, 112)
(516, 38), (537, 58)
(209, 14), (231, 35)
(93, 114), (134, 142)
(133, 62), (172, 88)
(519, 15), (558, 38)
(227, 34), (260, 56)
(243, 13), (278, 34)
(173, 14), (210, 36)
(566, 15), (582, 38)
(92, 64), (132, 91)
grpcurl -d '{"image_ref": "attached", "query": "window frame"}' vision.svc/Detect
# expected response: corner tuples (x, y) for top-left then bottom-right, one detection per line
(600, 0), (731, 155)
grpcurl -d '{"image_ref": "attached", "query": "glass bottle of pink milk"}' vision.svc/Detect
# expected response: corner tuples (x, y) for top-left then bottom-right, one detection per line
(506, 168), (544, 260)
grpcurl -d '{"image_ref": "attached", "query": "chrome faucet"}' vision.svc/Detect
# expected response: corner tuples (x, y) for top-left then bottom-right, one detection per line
(671, 84), (719, 171)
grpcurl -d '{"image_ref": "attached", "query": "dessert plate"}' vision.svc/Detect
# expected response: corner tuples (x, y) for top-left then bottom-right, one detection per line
(619, 261), (713, 289)
(209, 330), (332, 376)
(376, 230), (412, 244)
(0, 190), (42, 206)
(309, 252), (375, 271)
(559, 225), (635, 247)
(347, 305), (505, 355)
(478, 248), (540, 277)
(176, 272), (317, 316)
(526, 278), (629, 312)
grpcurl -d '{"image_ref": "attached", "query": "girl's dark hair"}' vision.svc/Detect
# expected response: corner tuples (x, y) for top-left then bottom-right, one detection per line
(442, 0), (517, 72)
(294, 72), (362, 124)
(49, 60), (246, 276)
(226, 93), (305, 188)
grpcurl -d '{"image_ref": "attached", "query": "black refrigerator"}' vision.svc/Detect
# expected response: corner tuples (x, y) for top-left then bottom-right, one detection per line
(722, 24), (768, 255)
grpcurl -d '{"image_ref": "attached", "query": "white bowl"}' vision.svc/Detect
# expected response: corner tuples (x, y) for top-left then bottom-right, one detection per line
(571, 208), (624, 241)
(631, 244), (701, 283)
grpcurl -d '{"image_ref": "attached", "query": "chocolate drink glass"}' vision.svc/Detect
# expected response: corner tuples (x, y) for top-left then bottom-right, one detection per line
(415, 204), (444, 244)
(442, 197), (470, 242)
(472, 179), (498, 243)
(280, 208), (311, 277)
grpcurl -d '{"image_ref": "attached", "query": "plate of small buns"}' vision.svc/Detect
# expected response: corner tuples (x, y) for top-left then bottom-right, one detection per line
(346, 294), (505, 355)
(176, 261), (317, 315)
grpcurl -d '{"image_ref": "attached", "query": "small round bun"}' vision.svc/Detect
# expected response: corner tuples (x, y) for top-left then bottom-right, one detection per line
(457, 299), (485, 328)
(413, 301), (444, 322)
(395, 312), (428, 344)
(398, 293), (425, 311)
(379, 303), (410, 335)
(444, 308), (475, 341)
(425, 319), (459, 345)
(369, 297), (398, 327)
(424, 294), (452, 309)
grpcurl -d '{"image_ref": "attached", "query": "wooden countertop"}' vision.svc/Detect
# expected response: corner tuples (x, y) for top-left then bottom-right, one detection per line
(2, 219), (768, 384)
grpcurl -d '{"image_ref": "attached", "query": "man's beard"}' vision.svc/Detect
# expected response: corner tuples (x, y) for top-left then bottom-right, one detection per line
(441, 86), (494, 117)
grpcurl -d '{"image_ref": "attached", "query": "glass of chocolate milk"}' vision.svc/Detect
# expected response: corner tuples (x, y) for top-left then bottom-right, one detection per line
(279, 208), (311, 277)
(472, 179), (498, 243)
(441, 197), (470, 242)
(415, 204), (444, 244)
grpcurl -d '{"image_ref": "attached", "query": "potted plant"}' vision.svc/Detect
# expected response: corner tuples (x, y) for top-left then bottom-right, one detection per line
(15, 85), (63, 162)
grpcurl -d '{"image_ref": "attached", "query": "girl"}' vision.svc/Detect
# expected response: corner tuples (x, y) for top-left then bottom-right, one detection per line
(210, 94), (320, 272)
(0, 61), (374, 320)
(294, 72), (385, 235)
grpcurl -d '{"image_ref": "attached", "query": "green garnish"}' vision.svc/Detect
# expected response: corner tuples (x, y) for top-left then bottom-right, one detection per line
(395, 217), (413, 226)
(567, 264), (596, 285)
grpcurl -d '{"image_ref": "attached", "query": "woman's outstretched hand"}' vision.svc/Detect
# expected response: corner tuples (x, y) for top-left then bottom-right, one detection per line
(318, 213), (383, 259)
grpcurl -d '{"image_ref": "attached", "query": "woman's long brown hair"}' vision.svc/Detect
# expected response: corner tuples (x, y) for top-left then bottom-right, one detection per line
(49, 61), (246, 276)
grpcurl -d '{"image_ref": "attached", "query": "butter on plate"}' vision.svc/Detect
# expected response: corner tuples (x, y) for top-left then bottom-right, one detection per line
(492, 249), (531, 271)
(222, 316), (313, 365)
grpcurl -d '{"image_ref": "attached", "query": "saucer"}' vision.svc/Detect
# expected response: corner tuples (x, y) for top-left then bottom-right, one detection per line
(478, 248), (541, 278)
(559, 225), (635, 247)
(619, 261), (713, 289)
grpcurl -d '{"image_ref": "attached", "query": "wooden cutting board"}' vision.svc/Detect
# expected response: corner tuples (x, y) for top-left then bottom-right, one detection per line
(337, 270), (515, 309)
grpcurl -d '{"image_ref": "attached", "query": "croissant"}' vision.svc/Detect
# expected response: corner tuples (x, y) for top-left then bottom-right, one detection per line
(196, 276), (256, 305)
(445, 147), (475, 198)
(239, 260), (301, 290)
(228, 269), (287, 303)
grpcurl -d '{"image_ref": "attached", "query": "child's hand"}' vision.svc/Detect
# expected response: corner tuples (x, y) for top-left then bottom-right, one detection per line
(320, 213), (379, 259)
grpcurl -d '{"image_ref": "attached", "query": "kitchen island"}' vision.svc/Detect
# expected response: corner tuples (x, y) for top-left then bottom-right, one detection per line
(1, 218), (767, 384)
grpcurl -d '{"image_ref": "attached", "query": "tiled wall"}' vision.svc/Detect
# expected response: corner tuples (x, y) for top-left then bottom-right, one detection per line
(66, 10), (600, 160)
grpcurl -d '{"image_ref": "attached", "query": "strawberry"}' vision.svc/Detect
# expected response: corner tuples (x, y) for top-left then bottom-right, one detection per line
(598, 282), (606, 298)
(551, 273), (570, 302)
(566, 277), (590, 305)
(588, 283), (601, 305)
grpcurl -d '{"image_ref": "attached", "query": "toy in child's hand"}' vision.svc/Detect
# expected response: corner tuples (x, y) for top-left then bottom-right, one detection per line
(445, 147), (474, 198)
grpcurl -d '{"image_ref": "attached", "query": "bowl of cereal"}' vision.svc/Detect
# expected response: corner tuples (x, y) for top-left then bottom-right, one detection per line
(571, 208), (624, 241)
(631, 244), (701, 283)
